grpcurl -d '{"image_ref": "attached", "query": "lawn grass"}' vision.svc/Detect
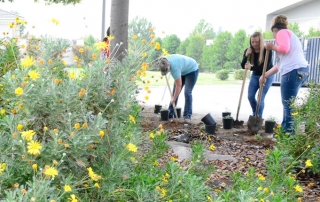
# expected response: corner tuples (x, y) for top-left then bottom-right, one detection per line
(136, 71), (242, 86)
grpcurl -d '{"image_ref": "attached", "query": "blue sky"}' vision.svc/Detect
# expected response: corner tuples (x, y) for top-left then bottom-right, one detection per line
(2, 0), (300, 40)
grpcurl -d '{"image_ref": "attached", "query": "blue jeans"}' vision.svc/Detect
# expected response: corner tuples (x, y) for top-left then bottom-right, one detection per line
(248, 74), (275, 118)
(281, 67), (309, 134)
(169, 69), (199, 119)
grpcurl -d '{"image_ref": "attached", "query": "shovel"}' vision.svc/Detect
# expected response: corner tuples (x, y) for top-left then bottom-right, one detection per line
(164, 75), (179, 120)
(234, 54), (251, 127)
(247, 50), (270, 132)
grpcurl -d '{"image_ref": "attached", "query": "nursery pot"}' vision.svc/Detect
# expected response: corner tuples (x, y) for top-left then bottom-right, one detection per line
(205, 124), (216, 135)
(223, 117), (233, 129)
(160, 110), (169, 121)
(154, 105), (162, 114)
(174, 108), (181, 118)
(201, 113), (217, 126)
(265, 121), (276, 133)
(222, 112), (231, 118)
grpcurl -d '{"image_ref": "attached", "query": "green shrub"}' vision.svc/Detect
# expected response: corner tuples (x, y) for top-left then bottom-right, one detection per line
(233, 69), (250, 80)
(216, 69), (229, 80)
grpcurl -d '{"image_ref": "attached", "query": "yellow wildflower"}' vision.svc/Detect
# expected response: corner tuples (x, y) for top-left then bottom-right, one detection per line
(145, 95), (149, 100)
(129, 115), (136, 124)
(126, 143), (138, 152)
(69, 72), (75, 79)
(27, 140), (42, 156)
(257, 186), (263, 191)
(209, 144), (216, 151)
(149, 132), (154, 139)
(133, 35), (138, 40)
(305, 159), (313, 167)
(28, 70), (40, 81)
(258, 174), (266, 181)
(17, 124), (23, 131)
(0, 163), (6, 174)
(87, 167), (101, 181)
(82, 123), (88, 129)
(51, 18), (59, 25)
(99, 130), (105, 137)
(21, 56), (36, 68)
(94, 183), (100, 188)
(142, 52), (147, 57)
(44, 166), (58, 178)
(1, 109), (5, 115)
(64, 185), (72, 192)
(68, 194), (78, 202)
(15, 87), (23, 96)
(21, 130), (36, 141)
(294, 185), (303, 192)
(74, 123), (80, 130)
(155, 42), (161, 50)
(149, 27), (154, 32)
(154, 161), (159, 167)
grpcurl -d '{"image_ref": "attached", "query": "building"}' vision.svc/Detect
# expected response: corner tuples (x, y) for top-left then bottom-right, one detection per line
(265, 0), (320, 33)
(0, 9), (24, 37)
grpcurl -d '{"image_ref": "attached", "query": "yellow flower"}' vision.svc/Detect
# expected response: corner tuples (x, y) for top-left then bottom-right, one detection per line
(155, 42), (161, 50)
(1, 109), (5, 115)
(126, 143), (138, 152)
(87, 167), (102, 181)
(129, 115), (136, 124)
(170, 157), (178, 162)
(264, 187), (269, 194)
(133, 35), (138, 40)
(28, 70), (40, 81)
(21, 130), (36, 141)
(48, 59), (53, 64)
(298, 197), (302, 202)
(64, 185), (72, 192)
(53, 129), (58, 134)
(145, 95), (149, 100)
(44, 166), (58, 178)
(79, 48), (84, 53)
(305, 159), (313, 167)
(0, 163), (6, 174)
(207, 196), (213, 202)
(209, 144), (216, 151)
(92, 54), (97, 60)
(154, 161), (159, 167)
(27, 140), (42, 156)
(142, 52), (147, 57)
(162, 48), (170, 56)
(99, 130), (105, 137)
(51, 18), (59, 25)
(144, 86), (149, 91)
(69, 72), (75, 79)
(294, 185), (303, 192)
(257, 186), (263, 191)
(32, 164), (38, 171)
(151, 34), (155, 38)
(74, 123), (80, 130)
(82, 123), (88, 129)
(291, 112), (298, 116)
(161, 188), (167, 196)
(94, 183), (100, 189)
(258, 174), (266, 181)
(150, 41), (155, 46)
(149, 28), (154, 32)
(149, 132), (154, 139)
(17, 124), (23, 131)
(94, 42), (108, 50)
(68, 194), (78, 202)
(15, 87), (23, 96)
(21, 56), (35, 68)
(141, 39), (146, 44)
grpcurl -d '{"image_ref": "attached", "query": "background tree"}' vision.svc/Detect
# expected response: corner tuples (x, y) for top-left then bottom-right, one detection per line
(191, 19), (216, 40)
(177, 38), (190, 55)
(200, 44), (215, 72)
(306, 27), (320, 38)
(226, 29), (247, 69)
(110, 0), (129, 61)
(129, 16), (154, 40)
(186, 34), (205, 63)
(262, 31), (274, 39)
(211, 31), (233, 71)
(162, 34), (181, 54)
(288, 22), (304, 38)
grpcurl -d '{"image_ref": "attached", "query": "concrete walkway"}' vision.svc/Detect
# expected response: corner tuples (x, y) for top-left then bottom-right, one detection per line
(137, 84), (309, 124)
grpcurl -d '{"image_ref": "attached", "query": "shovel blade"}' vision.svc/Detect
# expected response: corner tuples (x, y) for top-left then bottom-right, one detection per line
(247, 115), (264, 132)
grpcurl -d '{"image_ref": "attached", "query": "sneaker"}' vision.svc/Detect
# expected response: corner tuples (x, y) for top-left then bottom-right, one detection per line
(184, 118), (191, 123)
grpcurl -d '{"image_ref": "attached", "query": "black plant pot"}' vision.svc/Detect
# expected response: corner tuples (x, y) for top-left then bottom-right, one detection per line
(222, 112), (231, 118)
(174, 108), (181, 118)
(205, 125), (216, 134)
(265, 121), (276, 133)
(223, 117), (233, 129)
(160, 110), (169, 121)
(201, 113), (217, 125)
(154, 105), (162, 114)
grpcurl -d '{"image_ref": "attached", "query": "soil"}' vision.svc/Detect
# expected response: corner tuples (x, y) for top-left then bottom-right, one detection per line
(139, 106), (320, 201)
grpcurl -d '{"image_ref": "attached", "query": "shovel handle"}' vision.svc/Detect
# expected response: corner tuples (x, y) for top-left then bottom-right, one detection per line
(255, 50), (270, 117)
(236, 54), (251, 120)
(165, 75), (178, 119)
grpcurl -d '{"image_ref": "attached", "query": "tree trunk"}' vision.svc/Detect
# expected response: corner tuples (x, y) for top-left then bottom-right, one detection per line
(110, 0), (129, 61)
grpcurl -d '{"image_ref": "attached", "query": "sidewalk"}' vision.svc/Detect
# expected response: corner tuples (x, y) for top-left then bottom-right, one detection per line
(137, 84), (309, 124)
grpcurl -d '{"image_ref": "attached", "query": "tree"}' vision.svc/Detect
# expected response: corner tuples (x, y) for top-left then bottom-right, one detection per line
(226, 29), (247, 69)
(4, 0), (81, 4)
(177, 38), (190, 55)
(288, 22), (304, 38)
(212, 31), (232, 71)
(162, 34), (181, 54)
(306, 27), (320, 38)
(185, 34), (205, 63)
(262, 31), (274, 40)
(129, 16), (154, 40)
(110, 0), (129, 61)
(200, 44), (215, 72)
(191, 19), (216, 40)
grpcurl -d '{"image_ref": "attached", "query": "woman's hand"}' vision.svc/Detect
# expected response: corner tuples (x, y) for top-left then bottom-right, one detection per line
(259, 76), (266, 86)
(246, 48), (252, 56)
(245, 63), (252, 70)
(266, 43), (274, 50)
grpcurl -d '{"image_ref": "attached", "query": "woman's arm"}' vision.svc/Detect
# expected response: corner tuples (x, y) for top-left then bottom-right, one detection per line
(172, 77), (182, 105)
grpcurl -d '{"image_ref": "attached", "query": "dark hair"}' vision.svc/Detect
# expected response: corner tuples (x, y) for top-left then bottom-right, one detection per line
(107, 27), (110, 37)
(158, 58), (169, 76)
(271, 14), (288, 31)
